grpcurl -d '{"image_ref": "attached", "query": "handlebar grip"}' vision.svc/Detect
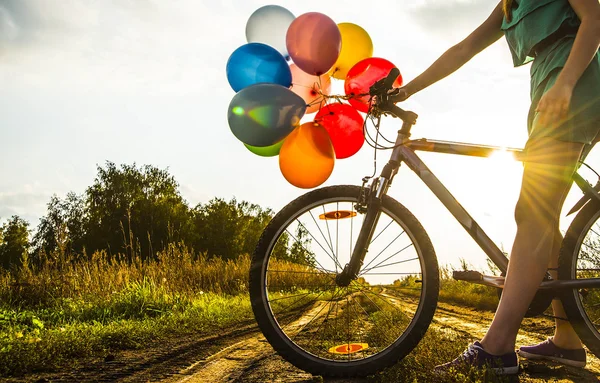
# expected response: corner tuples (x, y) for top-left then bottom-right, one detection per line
(369, 67), (400, 96)
(383, 67), (399, 89)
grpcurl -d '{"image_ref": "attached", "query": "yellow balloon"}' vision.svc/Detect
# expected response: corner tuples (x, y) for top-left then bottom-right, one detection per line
(279, 122), (335, 189)
(330, 23), (374, 80)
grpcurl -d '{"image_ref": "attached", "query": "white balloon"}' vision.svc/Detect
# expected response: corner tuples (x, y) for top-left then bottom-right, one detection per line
(246, 5), (295, 58)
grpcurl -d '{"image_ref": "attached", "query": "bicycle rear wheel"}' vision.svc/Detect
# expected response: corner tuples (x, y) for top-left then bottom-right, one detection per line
(249, 185), (439, 377)
(559, 199), (600, 357)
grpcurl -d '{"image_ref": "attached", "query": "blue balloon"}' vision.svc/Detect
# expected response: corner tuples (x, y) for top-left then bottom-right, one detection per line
(228, 83), (306, 147)
(226, 43), (292, 92)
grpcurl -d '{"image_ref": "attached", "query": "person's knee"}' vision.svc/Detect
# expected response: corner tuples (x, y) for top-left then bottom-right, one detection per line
(514, 196), (560, 228)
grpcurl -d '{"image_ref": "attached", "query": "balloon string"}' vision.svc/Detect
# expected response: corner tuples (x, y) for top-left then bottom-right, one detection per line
(291, 82), (316, 90)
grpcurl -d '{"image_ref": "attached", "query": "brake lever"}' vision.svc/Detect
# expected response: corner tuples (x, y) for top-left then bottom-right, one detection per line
(369, 78), (387, 96)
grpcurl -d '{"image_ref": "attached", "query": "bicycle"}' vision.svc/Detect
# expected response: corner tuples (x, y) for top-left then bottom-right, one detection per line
(249, 68), (600, 377)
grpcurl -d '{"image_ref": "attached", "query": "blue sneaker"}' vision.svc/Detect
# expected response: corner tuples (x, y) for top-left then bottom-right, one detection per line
(434, 341), (519, 375)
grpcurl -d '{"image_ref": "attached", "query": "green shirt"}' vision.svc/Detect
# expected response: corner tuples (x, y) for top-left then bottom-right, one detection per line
(501, 0), (600, 145)
(501, 0), (580, 68)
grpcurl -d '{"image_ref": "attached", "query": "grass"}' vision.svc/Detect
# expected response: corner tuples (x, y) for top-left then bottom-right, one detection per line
(0, 246), (503, 378)
(369, 326), (511, 383)
(395, 264), (500, 312)
(0, 292), (251, 375)
(0, 245), (319, 376)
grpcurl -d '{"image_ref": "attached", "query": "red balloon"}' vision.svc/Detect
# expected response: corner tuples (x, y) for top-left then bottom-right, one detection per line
(315, 103), (365, 159)
(344, 58), (403, 113)
(286, 12), (342, 76)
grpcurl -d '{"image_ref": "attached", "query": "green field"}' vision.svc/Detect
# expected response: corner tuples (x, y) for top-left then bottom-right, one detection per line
(0, 244), (508, 381)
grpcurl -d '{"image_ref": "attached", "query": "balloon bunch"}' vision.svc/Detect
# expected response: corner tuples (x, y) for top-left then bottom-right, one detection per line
(226, 5), (403, 189)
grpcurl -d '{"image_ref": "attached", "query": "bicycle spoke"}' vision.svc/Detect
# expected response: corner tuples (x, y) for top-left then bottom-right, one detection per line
(320, 205), (336, 270)
(349, 283), (410, 316)
(268, 283), (338, 290)
(350, 202), (355, 259)
(297, 288), (343, 343)
(336, 202), (340, 275)
(269, 291), (320, 303)
(294, 220), (343, 271)
(360, 272), (422, 276)
(360, 244), (414, 276)
(382, 286), (423, 291)
(370, 219), (394, 245)
(346, 296), (351, 361)
(285, 227), (336, 274)
(268, 269), (333, 275)
(582, 241), (600, 253)
(348, 294), (367, 359)
(361, 231), (406, 272)
(308, 211), (337, 267)
(348, 284), (385, 313)
(278, 288), (332, 323)
(292, 287), (341, 341)
(361, 256), (419, 275)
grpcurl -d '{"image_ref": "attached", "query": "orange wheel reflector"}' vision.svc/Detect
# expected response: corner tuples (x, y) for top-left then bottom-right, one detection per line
(319, 210), (357, 220)
(328, 343), (369, 354)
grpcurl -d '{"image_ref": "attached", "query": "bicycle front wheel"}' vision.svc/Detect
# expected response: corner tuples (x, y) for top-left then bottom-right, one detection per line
(559, 199), (600, 357)
(249, 185), (439, 377)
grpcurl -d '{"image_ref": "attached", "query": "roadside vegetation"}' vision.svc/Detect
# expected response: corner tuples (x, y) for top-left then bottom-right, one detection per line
(0, 162), (501, 379)
(0, 246), (500, 377)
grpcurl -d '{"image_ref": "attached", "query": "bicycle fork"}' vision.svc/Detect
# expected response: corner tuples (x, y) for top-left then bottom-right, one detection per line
(335, 115), (416, 287)
(335, 160), (401, 286)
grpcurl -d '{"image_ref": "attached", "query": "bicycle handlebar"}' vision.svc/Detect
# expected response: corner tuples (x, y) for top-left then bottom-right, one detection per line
(369, 67), (400, 97)
(368, 67), (418, 126)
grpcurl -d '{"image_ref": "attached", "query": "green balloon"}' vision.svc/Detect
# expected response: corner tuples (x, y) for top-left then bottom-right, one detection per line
(245, 140), (284, 157)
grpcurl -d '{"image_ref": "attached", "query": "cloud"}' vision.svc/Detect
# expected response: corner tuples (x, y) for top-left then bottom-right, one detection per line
(0, 2), (21, 48)
(409, 0), (497, 41)
(0, 0), (236, 94)
(0, 188), (52, 225)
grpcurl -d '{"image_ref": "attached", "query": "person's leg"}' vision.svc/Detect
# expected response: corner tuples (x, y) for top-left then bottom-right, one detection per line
(547, 229), (583, 349)
(479, 137), (584, 355)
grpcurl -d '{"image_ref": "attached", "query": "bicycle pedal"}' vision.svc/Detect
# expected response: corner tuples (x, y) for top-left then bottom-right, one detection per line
(452, 270), (483, 281)
(453, 270), (505, 288)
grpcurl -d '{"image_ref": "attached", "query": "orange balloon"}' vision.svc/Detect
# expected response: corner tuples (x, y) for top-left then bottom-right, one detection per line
(279, 122), (335, 188)
(290, 64), (332, 114)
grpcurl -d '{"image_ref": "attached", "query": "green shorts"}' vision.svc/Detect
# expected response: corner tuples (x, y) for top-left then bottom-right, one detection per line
(528, 37), (600, 145)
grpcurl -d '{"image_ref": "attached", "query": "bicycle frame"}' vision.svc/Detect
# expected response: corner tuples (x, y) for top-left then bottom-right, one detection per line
(337, 102), (600, 291)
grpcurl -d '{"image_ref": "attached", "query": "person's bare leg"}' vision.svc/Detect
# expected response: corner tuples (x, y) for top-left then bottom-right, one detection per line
(548, 229), (583, 349)
(479, 137), (584, 355)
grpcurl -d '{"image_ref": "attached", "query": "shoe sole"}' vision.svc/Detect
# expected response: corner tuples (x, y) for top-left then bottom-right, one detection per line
(517, 350), (586, 368)
(434, 366), (519, 376)
(489, 366), (520, 375)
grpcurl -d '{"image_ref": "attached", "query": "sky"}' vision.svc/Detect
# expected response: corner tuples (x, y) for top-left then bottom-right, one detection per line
(1, 0), (599, 270)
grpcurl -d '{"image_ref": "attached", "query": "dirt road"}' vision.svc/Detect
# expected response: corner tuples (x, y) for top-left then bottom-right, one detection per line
(167, 301), (600, 383)
(9, 302), (600, 382)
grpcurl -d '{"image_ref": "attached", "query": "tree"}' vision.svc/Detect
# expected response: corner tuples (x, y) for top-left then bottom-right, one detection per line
(31, 162), (279, 262)
(0, 216), (30, 269)
(277, 225), (315, 266)
(32, 193), (86, 258)
(191, 198), (273, 260)
(85, 162), (192, 260)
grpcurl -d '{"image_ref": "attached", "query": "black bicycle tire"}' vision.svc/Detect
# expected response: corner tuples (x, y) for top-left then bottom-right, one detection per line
(249, 185), (439, 377)
(558, 199), (600, 357)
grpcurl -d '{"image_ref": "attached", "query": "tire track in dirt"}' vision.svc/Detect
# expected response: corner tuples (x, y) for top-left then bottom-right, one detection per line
(173, 302), (333, 383)
(8, 298), (600, 382)
(383, 292), (600, 378)
(175, 294), (600, 383)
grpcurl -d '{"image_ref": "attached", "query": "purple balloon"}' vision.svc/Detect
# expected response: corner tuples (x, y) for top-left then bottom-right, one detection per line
(286, 13), (341, 76)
